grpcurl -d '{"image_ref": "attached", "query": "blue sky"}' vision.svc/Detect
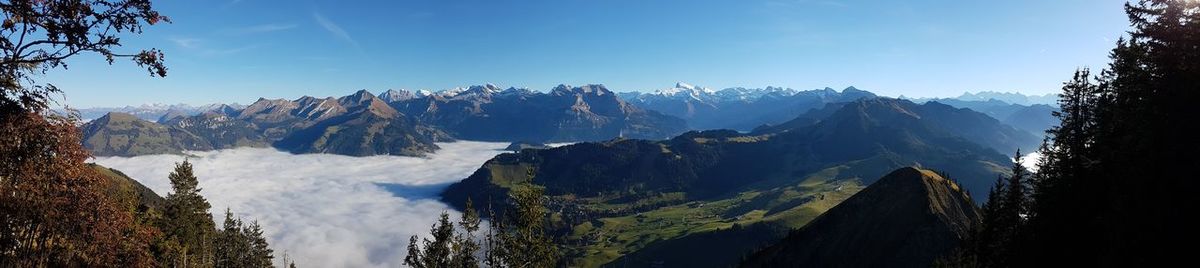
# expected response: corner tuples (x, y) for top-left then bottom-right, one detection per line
(47, 0), (1131, 108)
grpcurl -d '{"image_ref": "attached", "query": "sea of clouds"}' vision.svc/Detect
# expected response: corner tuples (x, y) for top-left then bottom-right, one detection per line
(92, 141), (510, 268)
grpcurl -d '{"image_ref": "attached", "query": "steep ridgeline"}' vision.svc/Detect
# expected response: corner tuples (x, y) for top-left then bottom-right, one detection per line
(441, 98), (1012, 267)
(66, 103), (245, 122)
(621, 83), (877, 131)
(90, 164), (166, 211)
(81, 112), (215, 156)
(272, 91), (451, 156)
(382, 84), (687, 142)
(904, 98), (1059, 137)
(948, 91), (1057, 106)
(81, 90), (451, 157)
(742, 167), (979, 268)
(755, 99), (1042, 154)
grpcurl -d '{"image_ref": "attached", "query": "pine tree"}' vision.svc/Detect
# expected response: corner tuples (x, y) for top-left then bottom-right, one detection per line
(215, 208), (248, 268)
(161, 160), (217, 267)
(451, 199), (482, 268)
(483, 204), (505, 268)
(406, 212), (456, 268)
(973, 175), (1007, 267)
(244, 220), (275, 268)
(1023, 1), (1200, 266)
(407, 186), (561, 267)
(949, 150), (1032, 267)
(495, 186), (560, 268)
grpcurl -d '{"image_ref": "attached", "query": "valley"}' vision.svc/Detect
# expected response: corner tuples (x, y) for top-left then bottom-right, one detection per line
(3, 1), (1188, 267)
(79, 87), (1049, 267)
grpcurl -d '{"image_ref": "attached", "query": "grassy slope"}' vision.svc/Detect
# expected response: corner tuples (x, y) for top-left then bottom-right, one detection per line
(564, 164), (869, 267)
(444, 99), (1016, 267)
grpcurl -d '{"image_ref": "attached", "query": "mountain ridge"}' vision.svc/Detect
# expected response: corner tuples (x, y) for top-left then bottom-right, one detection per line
(742, 167), (979, 268)
(440, 97), (1014, 266)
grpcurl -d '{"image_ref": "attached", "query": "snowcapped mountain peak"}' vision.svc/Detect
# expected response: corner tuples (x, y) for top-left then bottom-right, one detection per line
(652, 82), (715, 99)
(414, 89), (436, 97)
(450, 84), (503, 100)
(675, 82), (697, 90)
(379, 89), (418, 103)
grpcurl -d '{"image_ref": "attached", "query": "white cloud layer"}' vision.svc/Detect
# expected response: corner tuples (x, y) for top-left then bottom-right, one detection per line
(92, 141), (509, 268)
(1020, 151), (1042, 173)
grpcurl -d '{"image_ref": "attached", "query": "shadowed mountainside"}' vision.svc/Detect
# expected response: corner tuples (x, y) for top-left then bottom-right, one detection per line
(742, 167), (979, 268)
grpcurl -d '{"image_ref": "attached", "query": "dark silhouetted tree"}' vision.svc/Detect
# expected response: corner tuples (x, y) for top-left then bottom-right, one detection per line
(987, 0), (1200, 266)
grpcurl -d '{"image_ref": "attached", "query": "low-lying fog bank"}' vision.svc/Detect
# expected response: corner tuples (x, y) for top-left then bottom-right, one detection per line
(93, 141), (510, 268)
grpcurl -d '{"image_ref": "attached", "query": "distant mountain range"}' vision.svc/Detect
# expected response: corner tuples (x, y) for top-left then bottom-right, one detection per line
(619, 83), (878, 131)
(899, 91), (1059, 136)
(617, 83), (1057, 137)
(80, 84), (686, 156)
(441, 97), (1019, 266)
(384, 84), (686, 142)
(903, 91), (1059, 106)
(78, 83), (1057, 157)
(67, 103), (245, 122)
(905, 98), (1059, 137)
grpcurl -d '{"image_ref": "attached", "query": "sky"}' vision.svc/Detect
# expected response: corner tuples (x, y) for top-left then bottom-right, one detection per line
(44, 0), (1132, 108)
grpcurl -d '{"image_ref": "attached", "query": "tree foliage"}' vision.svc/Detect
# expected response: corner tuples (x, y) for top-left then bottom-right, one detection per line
(159, 160), (217, 267)
(485, 186), (559, 268)
(0, 112), (156, 266)
(1025, 0), (1199, 266)
(407, 186), (562, 268)
(215, 209), (274, 268)
(1, 0), (168, 113)
(948, 0), (1200, 266)
(947, 150), (1030, 268)
(1, 1), (292, 266)
(2, 1), (169, 264)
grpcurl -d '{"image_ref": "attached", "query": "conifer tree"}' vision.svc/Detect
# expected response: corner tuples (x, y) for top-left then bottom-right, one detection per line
(244, 220), (275, 268)
(161, 160), (217, 267)
(215, 208), (248, 268)
(406, 212), (456, 268)
(1019, 1), (1200, 266)
(215, 209), (274, 268)
(451, 199), (482, 268)
(493, 186), (560, 268)
(407, 186), (561, 267)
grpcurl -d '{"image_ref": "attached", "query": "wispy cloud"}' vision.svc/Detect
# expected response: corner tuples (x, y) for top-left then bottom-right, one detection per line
(201, 45), (261, 57)
(168, 36), (258, 57)
(93, 141), (511, 268)
(226, 23), (298, 35)
(169, 37), (202, 49)
(313, 12), (360, 49)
